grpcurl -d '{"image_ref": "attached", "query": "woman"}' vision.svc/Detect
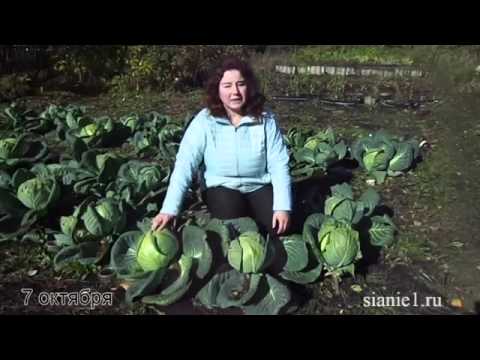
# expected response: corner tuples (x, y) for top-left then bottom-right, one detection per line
(152, 56), (292, 236)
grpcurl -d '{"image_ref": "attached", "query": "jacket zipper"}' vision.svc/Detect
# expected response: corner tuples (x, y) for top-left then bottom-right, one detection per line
(234, 126), (239, 177)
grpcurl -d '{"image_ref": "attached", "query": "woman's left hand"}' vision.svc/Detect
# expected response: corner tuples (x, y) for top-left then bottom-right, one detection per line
(272, 211), (290, 235)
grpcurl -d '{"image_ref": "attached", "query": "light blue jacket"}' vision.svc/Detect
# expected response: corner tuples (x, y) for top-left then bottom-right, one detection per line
(160, 108), (292, 215)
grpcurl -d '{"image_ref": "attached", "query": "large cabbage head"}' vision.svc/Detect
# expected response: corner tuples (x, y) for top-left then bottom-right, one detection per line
(136, 229), (179, 272)
(16, 177), (60, 211)
(362, 144), (392, 172)
(0, 138), (19, 159)
(227, 231), (268, 273)
(79, 123), (99, 137)
(325, 196), (357, 223)
(317, 219), (360, 270)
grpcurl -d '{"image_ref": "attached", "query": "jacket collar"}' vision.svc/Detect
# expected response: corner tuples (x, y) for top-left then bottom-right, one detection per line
(214, 115), (260, 127)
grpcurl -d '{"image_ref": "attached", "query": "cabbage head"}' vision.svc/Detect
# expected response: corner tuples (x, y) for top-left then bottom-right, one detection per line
(0, 138), (19, 159)
(317, 219), (361, 270)
(136, 229), (179, 272)
(16, 177), (60, 211)
(79, 123), (99, 137)
(363, 145), (392, 172)
(304, 138), (321, 151)
(227, 232), (268, 273)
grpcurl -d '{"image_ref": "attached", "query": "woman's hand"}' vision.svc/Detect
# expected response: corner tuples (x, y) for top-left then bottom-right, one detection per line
(151, 213), (175, 231)
(272, 211), (290, 235)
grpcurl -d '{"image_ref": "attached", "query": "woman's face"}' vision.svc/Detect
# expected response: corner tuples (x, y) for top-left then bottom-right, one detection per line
(219, 70), (247, 115)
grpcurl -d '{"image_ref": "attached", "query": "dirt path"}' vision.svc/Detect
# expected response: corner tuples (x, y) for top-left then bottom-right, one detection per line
(425, 94), (480, 312)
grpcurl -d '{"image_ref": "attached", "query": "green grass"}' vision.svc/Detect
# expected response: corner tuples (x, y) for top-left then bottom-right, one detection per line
(292, 46), (415, 66)
(387, 232), (433, 263)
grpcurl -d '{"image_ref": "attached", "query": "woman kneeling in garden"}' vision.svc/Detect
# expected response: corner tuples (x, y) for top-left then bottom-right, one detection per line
(152, 56), (292, 237)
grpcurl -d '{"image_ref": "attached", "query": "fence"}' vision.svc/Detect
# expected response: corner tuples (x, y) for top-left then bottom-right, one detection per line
(275, 64), (425, 78)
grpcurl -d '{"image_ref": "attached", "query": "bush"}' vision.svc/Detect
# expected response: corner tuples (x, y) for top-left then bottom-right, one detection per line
(50, 46), (127, 92)
(108, 45), (253, 94)
(2, 46), (262, 96)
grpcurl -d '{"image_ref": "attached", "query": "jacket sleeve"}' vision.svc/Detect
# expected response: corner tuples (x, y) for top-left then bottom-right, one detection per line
(160, 111), (207, 215)
(265, 113), (292, 211)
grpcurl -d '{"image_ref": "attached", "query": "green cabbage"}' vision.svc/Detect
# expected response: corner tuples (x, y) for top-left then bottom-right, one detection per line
(0, 138), (18, 159)
(16, 177), (60, 211)
(136, 229), (179, 272)
(318, 219), (360, 269)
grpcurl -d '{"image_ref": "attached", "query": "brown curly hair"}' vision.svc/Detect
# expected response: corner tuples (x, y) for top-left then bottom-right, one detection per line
(205, 56), (266, 119)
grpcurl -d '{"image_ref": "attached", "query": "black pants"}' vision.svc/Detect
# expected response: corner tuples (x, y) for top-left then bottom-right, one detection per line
(203, 185), (275, 236)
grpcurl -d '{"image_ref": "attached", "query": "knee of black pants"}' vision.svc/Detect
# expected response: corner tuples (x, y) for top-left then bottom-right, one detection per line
(246, 184), (275, 237)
